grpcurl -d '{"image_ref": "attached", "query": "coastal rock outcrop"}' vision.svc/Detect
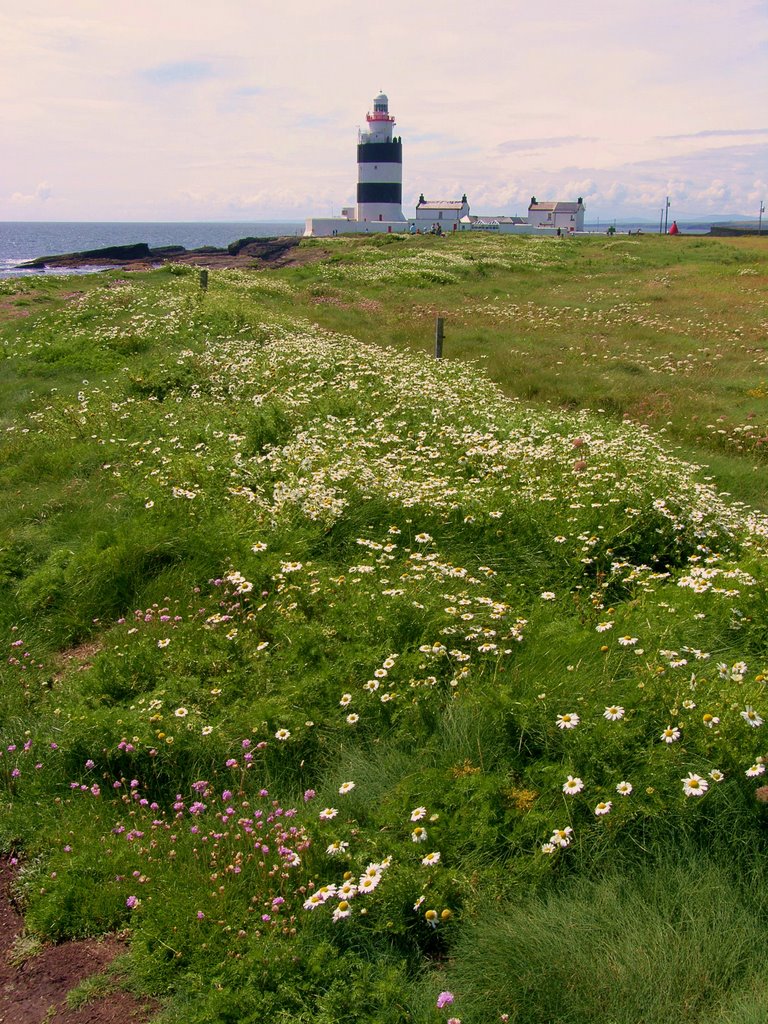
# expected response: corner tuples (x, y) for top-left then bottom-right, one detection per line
(21, 243), (154, 268)
(17, 237), (306, 271)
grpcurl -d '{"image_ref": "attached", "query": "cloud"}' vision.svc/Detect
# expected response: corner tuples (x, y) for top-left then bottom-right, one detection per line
(138, 60), (216, 86)
(690, 179), (732, 205)
(630, 141), (768, 177)
(660, 128), (768, 140)
(562, 178), (598, 201)
(10, 182), (52, 204)
(408, 130), (458, 145)
(497, 136), (597, 153)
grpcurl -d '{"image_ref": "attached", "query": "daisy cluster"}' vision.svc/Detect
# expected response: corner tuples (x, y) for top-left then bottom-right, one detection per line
(311, 235), (565, 286)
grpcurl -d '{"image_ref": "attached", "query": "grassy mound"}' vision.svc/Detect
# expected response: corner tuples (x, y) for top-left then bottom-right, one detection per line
(2, 240), (768, 1022)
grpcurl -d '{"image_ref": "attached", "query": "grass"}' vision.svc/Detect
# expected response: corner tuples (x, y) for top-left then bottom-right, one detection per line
(289, 233), (768, 508)
(1, 234), (768, 1022)
(65, 965), (125, 1010)
(448, 848), (768, 1024)
(7, 930), (44, 967)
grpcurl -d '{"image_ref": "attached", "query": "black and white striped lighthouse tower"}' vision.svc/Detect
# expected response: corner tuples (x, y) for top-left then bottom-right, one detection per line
(356, 93), (405, 223)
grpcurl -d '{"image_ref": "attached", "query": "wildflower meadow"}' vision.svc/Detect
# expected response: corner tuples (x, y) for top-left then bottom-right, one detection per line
(1, 232), (768, 1023)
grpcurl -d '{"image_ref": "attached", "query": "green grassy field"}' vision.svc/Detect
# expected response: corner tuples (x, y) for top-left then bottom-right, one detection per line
(295, 232), (768, 508)
(1, 233), (768, 1023)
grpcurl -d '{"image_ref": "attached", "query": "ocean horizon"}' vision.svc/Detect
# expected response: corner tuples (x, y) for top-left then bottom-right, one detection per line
(0, 217), (724, 279)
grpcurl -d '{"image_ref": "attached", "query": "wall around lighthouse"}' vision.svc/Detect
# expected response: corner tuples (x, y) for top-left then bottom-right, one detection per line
(304, 218), (412, 237)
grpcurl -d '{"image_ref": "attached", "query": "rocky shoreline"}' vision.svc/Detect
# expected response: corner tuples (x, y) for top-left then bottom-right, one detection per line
(16, 236), (310, 272)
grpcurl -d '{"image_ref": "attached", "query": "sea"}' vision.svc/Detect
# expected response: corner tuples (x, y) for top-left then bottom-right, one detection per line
(0, 221), (305, 280)
(0, 218), (717, 280)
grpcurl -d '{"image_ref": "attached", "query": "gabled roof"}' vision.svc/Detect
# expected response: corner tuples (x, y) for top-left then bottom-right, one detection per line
(529, 201), (583, 212)
(464, 215), (527, 225)
(416, 200), (466, 211)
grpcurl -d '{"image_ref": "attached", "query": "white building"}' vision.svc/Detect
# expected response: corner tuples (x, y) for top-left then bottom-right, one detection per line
(461, 215), (528, 232)
(415, 194), (470, 232)
(527, 197), (585, 231)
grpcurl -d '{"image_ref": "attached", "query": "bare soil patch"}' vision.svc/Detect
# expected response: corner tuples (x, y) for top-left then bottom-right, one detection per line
(52, 640), (103, 683)
(0, 299), (34, 320)
(0, 859), (156, 1024)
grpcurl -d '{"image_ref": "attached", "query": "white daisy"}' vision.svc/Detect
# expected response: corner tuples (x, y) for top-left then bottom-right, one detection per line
(741, 707), (764, 728)
(682, 773), (708, 797)
(563, 775), (584, 795)
(556, 713), (580, 730)
(549, 827), (573, 848)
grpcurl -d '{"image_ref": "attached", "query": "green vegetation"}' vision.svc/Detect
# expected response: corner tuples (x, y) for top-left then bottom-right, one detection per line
(1, 233), (768, 1022)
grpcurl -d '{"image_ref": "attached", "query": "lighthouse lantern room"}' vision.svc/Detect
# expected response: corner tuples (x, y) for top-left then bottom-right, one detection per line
(356, 93), (405, 223)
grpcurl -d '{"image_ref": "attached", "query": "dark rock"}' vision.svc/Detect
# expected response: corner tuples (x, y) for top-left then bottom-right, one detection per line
(73, 243), (152, 260)
(20, 243), (153, 268)
(227, 237), (265, 255)
(16, 236), (304, 272)
(236, 239), (301, 261)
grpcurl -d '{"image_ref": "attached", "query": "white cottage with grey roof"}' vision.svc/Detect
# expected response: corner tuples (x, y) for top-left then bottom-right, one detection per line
(527, 197), (585, 231)
(415, 193), (470, 231)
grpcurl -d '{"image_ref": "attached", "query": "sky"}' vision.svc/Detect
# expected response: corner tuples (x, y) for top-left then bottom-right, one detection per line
(2, 0), (767, 223)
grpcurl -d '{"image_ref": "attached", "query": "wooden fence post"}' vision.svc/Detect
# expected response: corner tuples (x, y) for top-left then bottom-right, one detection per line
(434, 317), (444, 359)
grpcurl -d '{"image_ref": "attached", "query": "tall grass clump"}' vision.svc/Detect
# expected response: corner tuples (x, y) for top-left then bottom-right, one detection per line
(446, 849), (768, 1024)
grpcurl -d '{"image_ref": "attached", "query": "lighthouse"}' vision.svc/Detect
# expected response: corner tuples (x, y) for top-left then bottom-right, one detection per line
(356, 93), (405, 223)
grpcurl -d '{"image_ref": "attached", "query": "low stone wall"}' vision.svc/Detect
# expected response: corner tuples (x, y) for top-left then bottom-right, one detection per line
(304, 218), (410, 238)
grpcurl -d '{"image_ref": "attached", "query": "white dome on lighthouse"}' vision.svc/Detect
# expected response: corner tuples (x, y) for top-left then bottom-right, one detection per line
(373, 93), (389, 111)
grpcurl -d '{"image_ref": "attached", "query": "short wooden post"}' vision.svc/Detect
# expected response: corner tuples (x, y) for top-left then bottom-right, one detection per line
(199, 269), (209, 291)
(434, 316), (444, 359)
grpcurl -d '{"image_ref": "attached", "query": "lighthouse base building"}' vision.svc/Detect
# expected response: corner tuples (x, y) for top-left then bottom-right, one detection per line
(305, 93), (410, 238)
(304, 213), (408, 237)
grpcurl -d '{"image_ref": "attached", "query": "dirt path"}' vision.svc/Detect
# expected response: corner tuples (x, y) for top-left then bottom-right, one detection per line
(0, 859), (157, 1024)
